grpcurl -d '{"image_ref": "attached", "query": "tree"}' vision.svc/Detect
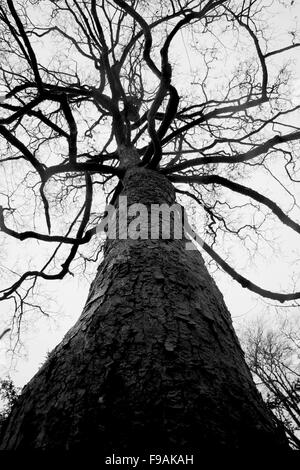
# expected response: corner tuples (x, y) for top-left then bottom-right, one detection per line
(0, 378), (19, 434)
(0, 0), (299, 451)
(241, 317), (300, 450)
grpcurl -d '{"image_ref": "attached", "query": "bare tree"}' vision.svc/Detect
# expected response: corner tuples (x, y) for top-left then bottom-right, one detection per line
(241, 317), (300, 450)
(0, 378), (19, 433)
(0, 0), (299, 451)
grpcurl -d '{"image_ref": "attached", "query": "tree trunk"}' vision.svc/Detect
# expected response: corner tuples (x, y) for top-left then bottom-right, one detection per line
(0, 165), (288, 451)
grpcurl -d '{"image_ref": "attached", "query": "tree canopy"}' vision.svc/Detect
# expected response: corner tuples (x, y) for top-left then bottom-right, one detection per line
(0, 0), (300, 340)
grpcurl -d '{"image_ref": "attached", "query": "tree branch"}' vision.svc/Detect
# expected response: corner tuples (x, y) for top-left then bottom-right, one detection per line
(163, 130), (300, 173)
(184, 220), (300, 302)
(170, 174), (300, 236)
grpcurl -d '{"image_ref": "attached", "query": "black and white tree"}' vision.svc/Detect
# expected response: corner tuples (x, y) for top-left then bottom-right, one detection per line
(0, 0), (300, 451)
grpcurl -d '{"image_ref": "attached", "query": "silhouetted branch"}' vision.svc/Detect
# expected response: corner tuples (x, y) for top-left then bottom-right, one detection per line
(185, 221), (300, 302)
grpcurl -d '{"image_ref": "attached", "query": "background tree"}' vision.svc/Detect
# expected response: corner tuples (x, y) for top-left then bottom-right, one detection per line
(0, 0), (299, 451)
(0, 378), (19, 434)
(241, 317), (300, 450)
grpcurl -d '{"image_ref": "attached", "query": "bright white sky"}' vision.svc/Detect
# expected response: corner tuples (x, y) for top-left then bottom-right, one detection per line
(0, 1), (300, 390)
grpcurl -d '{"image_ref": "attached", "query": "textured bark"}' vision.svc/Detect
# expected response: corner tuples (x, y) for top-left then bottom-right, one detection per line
(0, 165), (288, 451)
